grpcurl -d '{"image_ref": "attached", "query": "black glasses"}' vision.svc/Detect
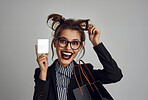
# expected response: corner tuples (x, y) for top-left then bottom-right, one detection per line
(56, 37), (82, 50)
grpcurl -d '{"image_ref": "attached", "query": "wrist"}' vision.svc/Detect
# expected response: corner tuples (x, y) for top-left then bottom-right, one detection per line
(39, 71), (47, 81)
(92, 40), (101, 46)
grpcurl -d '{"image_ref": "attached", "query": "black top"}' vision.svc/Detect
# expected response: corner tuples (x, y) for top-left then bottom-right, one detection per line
(33, 42), (123, 100)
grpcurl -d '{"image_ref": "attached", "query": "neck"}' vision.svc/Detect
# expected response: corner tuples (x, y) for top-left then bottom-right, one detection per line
(58, 60), (71, 68)
(61, 64), (69, 68)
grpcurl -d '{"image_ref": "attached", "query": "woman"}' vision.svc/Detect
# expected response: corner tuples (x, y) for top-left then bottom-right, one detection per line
(33, 14), (123, 100)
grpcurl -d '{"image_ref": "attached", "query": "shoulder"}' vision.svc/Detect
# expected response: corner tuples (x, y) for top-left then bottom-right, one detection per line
(73, 60), (94, 70)
(81, 63), (93, 70)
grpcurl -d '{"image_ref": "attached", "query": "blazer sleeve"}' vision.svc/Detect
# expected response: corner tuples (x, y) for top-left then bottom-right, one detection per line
(33, 68), (49, 100)
(90, 42), (123, 84)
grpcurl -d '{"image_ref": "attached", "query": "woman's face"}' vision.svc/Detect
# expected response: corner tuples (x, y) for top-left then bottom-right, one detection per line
(54, 29), (83, 68)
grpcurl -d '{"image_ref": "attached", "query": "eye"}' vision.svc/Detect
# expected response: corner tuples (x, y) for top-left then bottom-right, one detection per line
(72, 41), (79, 45)
(59, 38), (67, 44)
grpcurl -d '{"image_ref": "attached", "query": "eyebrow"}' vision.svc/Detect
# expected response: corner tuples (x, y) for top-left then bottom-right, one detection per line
(60, 37), (80, 41)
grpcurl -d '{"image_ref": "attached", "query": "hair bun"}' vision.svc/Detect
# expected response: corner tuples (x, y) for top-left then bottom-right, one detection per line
(76, 19), (90, 30)
(47, 14), (65, 31)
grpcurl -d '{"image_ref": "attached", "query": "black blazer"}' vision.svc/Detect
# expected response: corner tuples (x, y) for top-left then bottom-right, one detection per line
(33, 42), (123, 100)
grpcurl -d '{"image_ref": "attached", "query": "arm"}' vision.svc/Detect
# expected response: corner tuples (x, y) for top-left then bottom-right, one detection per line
(87, 25), (123, 84)
(33, 68), (49, 100)
(33, 45), (49, 100)
(91, 42), (123, 84)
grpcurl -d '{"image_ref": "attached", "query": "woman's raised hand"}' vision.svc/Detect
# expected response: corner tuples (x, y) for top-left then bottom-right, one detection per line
(87, 25), (101, 46)
(35, 45), (49, 81)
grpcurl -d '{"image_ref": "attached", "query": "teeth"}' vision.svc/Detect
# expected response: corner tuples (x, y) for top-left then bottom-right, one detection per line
(62, 51), (72, 56)
(63, 56), (69, 58)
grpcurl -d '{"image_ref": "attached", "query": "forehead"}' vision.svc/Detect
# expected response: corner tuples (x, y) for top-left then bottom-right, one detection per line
(59, 29), (81, 41)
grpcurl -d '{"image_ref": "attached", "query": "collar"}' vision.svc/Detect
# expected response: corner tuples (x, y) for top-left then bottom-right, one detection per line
(55, 60), (74, 78)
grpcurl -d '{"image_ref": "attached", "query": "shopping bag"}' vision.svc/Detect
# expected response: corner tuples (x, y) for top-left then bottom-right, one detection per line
(73, 60), (114, 100)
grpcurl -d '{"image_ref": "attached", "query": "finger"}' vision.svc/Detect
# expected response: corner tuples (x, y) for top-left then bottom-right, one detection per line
(37, 57), (47, 62)
(35, 45), (40, 57)
(40, 53), (48, 56)
(88, 26), (92, 31)
(39, 54), (48, 59)
(41, 54), (48, 61)
(87, 25), (93, 33)
(92, 28), (98, 35)
(87, 24), (93, 30)
(45, 53), (49, 56)
(90, 27), (96, 35)
(40, 60), (48, 66)
(45, 53), (48, 61)
(94, 28), (101, 35)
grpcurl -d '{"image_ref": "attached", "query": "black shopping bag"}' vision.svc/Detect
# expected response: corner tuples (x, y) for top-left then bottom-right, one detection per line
(73, 60), (114, 100)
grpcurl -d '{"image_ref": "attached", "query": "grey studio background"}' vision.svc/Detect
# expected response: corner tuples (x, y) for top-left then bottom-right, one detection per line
(0, 0), (148, 100)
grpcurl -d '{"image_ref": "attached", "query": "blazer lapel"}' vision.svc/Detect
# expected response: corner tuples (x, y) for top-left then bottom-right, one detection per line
(68, 60), (80, 91)
(67, 61), (81, 100)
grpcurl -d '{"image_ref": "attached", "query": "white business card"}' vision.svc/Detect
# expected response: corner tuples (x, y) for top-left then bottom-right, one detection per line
(37, 39), (49, 54)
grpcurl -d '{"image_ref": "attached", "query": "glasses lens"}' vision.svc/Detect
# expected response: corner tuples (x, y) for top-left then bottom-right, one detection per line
(71, 41), (80, 50)
(58, 38), (67, 47)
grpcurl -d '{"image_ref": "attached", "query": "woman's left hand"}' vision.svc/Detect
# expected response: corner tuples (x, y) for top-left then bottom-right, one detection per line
(88, 25), (101, 46)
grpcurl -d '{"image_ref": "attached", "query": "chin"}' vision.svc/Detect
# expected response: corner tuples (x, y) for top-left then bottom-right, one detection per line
(59, 57), (74, 67)
(58, 51), (76, 67)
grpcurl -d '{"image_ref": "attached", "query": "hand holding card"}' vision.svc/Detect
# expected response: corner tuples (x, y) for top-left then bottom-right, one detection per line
(35, 39), (49, 81)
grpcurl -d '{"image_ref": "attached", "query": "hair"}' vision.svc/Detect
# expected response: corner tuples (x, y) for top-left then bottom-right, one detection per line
(46, 13), (90, 61)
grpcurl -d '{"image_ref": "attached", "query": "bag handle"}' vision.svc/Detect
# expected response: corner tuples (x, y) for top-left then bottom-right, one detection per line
(73, 60), (98, 95)
(78, 60), (99, 91)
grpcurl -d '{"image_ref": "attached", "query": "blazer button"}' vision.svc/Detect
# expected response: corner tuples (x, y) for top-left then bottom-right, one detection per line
(40, 91), (43, 96)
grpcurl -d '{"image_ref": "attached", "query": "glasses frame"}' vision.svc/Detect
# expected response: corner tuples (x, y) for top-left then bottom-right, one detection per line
(56, 37), (82, 50)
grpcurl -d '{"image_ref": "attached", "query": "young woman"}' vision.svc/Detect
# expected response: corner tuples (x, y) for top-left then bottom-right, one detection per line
(33, 14), (123, 100)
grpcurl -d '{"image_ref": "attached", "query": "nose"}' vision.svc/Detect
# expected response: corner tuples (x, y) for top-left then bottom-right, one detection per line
(66, 42), (71, 50)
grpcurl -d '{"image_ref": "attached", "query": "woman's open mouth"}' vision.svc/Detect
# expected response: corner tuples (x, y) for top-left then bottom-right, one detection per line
(61, 51), (73, 60)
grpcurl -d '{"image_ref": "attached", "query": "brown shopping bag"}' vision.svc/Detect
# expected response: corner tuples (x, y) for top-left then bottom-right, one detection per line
(73, 60), (114, 100)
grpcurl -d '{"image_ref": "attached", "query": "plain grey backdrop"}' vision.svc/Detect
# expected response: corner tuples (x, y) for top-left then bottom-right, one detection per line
(0, 0), (148, 100)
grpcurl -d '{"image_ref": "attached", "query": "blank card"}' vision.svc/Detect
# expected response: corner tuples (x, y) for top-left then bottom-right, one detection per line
(37, 39), (49, 54)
